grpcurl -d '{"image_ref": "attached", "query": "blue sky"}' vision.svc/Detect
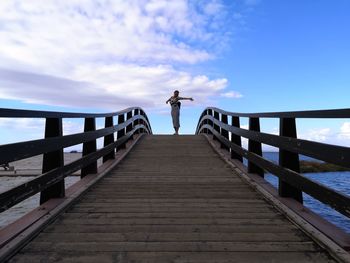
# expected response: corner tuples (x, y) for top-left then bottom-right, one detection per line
(0, 0), (349, 148)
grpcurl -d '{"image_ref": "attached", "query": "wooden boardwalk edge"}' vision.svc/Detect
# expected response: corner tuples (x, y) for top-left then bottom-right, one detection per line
(0, 134), (145, 263)
(203, 134), (350, 263)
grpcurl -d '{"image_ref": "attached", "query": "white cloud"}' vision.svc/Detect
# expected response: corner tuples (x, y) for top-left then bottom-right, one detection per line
(0, 117), (92, 148)
(234, 123), (350, 153)
(63, 120), (84, 136)
(0, 117), (83, 136)
(203, 1), (224, 15)
(0, 118), (45, 143)
(0, 118), (44, 131)
(0, 65), (227, 110)
(0, 0), (242, 111)
(270, 127), (279, 136)
(299, 128), (331, 142)
(0, 0), (213, 66)
(289, 122), (350, 148)
(220, 91), (243, 98)
(338, 122), (350, 140)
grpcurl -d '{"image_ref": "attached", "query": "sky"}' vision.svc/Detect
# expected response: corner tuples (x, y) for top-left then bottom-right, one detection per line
(0, 0), (350, 149)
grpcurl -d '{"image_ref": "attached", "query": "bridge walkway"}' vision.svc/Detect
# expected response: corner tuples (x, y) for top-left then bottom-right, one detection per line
(9, 135), (337, 262)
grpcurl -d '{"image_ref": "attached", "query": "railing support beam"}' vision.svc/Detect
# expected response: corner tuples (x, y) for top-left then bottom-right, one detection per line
(134, 109), (140, 134)
(126, 111), (133, 141)
(231, 116), (243, 162)
(279, 118), (303, 203)
(103, 116), (115, 163)
(40, 118), (64, 204)
(248, 117), (264, 177)
(221, 114), (229, 150)
(203, 110), (209, 134)
(81, 118), (97, 177)
(117, 114), (126, 150)
(207, 109), (213, 135)
(213, 111), (220, 141)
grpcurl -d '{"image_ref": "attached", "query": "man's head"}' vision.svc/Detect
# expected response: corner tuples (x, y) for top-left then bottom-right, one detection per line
(174, 90), (179, 97)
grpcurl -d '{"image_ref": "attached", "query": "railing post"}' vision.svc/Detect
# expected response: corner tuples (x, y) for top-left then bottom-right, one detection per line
(207, 109), (213, 135)
(213, 111), (220, 141)
(126, 110), (133, 140)
(134, 109), (140, 134)
(139, 110), (147, 134)
(103, 116), (115, 163)
(202, 110), (208, 134)
(117, 113), (126, 150)
(197, 112), (203, 134)
(138, 109), (142, 133)
(81, 117), (97, 178)
(138, 110), (143, 134)
(279, 118), (303, 203)
(248, 117), (264, 177)
(231, 116), (243, 162)
(221, 114), (229, 150)
(40, 118), (64, 204)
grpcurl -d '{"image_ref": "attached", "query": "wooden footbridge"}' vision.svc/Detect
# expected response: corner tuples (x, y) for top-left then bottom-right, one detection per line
(0, 107), (350, 262)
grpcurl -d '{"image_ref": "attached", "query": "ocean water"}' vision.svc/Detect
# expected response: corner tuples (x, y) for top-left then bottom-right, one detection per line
(261, 152), (350, 233)
(263, 152), (321, 163)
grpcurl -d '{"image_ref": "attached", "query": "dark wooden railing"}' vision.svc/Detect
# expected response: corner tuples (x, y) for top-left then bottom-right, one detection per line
(0, 107), (152, 212)
(196, 107), (350, 220)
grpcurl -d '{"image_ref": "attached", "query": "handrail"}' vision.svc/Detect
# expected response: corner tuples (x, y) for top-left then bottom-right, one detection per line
(0, 107), (138, 118)
(196, 107), (350, 220)
(0, 115), (149, 164)
(0, 107), (152, 212)
(202, 107), (350, 119)
(200, 115), (350, 168)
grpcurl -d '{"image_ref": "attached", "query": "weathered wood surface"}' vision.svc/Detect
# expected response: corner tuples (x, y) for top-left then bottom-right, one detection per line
(9, 135), (337, 262)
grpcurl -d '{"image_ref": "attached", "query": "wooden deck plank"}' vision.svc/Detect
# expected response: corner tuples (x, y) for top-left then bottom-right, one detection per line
(21, 241), (318, 253)
(55, 218), (291, 225)
(43, 224), (301, 234)
(62, 212), (281, 219)
(33, 232), (310, 242)
(77, 198), (269, 204)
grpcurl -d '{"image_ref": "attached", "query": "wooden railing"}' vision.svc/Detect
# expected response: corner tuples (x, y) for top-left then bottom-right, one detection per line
(0, 107), (152, 212)
(196, 107), (350, 219)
